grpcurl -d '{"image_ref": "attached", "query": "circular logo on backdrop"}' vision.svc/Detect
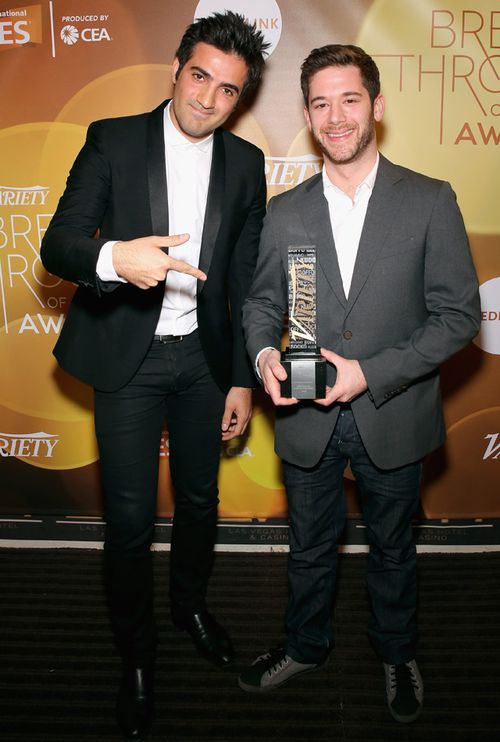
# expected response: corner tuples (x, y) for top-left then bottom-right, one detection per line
(60, 25), (79, 45)
(194, 0), (282, 57)
(473, 277), (500, 355)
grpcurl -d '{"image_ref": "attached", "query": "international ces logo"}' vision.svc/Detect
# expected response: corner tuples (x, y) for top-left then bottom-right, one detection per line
(0, 4), (42, 48)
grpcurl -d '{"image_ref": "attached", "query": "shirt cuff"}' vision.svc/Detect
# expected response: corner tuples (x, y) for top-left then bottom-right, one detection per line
(96, 241), (127, 282)
(255, 346), (279, 379)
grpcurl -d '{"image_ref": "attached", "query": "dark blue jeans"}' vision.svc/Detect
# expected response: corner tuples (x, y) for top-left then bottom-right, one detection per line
(283, 406), (422, 665)
(94, 330), (225, 665)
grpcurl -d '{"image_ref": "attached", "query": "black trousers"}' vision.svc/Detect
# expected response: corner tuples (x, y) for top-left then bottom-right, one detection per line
(94, 330), (225, 666)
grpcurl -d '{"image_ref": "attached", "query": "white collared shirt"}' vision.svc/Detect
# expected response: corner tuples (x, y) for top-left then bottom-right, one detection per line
(254, 155), (379, 374)
(322, 154), (379, 298)
(159, 102), (213, 334)
(96, 102), (213, 335)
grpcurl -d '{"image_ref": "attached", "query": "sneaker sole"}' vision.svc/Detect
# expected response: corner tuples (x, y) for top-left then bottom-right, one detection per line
(238, 663), (320, 693)
(388, 704), (423, 723)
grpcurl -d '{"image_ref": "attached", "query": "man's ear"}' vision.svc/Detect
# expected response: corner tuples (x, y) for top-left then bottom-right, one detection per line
(373, 94), (385, 122)
(172, 57), (180, 85)
(303, 105), (312, 132)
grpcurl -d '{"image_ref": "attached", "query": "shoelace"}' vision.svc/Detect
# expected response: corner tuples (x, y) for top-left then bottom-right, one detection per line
(263, 648), (289, 676)
(389, 662), (418, 691)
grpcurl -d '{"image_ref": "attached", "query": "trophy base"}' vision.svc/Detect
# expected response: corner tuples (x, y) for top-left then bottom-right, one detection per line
(280, 348), (327, 399)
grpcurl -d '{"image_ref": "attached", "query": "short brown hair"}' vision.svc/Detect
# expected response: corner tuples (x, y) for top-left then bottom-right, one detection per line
(300, 44), (380, 104)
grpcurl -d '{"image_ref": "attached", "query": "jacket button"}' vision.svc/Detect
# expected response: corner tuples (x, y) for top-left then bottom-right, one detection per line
(343, 330), (353, 340)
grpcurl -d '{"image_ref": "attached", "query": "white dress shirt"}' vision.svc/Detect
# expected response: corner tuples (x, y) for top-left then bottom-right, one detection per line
(255, 155), (379, 373)
(96, 102), (213, 336)
(322, 154), (379, 299)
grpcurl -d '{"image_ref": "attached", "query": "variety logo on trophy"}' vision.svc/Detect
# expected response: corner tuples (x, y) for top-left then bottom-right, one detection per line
(280, 247), (326, 399)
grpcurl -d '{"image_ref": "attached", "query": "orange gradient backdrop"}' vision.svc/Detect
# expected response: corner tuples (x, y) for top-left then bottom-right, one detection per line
(0, 0), (498, 522)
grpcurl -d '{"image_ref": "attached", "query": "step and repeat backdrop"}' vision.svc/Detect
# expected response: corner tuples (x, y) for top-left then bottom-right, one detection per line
(0, 0), (499, 541)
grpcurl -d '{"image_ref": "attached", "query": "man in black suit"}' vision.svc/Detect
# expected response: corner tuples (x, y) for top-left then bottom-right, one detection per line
(41, 12), (268, 741)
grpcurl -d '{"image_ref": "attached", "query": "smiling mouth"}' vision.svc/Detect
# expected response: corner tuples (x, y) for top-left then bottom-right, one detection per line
(325, 128), (355, 141)
(190, 103), (213, 117)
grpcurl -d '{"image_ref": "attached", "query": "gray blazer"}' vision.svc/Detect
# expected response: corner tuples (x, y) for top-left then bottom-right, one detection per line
(243, 155), (481, 470)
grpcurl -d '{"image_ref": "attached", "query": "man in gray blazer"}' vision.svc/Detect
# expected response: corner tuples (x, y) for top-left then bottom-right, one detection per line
(239, 45), (480, 723)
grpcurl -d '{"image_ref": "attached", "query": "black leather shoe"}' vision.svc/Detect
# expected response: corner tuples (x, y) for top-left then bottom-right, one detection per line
(173, 609), (234, 667)
(116, 666), (154, 741)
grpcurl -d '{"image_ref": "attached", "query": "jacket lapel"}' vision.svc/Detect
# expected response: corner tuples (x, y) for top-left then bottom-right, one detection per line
(147, 100), (169, 236)
(198, 128), (225, 286)
(346, 155), (404, 314)
(299, 174), (347, 309)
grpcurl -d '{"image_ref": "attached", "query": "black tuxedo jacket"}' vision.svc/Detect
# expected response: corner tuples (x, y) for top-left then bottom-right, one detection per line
(41, 100), (266, 393)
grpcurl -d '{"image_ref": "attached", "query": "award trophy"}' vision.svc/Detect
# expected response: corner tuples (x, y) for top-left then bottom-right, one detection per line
(280, 246), (326, 399)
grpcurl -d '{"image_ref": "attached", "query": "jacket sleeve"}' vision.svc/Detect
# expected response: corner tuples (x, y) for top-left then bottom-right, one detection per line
(40, 121), (115, 295)
(242, 196), (288, 368)
(359, 181), (481, 407)
(227, 148), (268, 388)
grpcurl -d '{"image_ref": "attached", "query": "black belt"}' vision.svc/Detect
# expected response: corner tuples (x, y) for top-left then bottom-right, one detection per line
(153, 334), (186, 343)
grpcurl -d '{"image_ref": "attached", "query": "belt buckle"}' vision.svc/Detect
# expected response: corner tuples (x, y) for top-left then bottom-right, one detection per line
(155, 334), (184, 344)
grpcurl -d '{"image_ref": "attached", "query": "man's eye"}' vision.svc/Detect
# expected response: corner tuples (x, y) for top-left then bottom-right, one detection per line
(221, 87), (234, 97)
(193, 73), (204, 81)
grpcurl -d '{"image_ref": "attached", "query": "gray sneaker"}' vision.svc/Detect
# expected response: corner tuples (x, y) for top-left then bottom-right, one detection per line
(238, 647), (319, 693)
(384, 659), (423, 722)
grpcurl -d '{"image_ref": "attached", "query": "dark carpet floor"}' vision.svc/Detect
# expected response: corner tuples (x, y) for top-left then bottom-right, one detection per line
(0, 549), (499, 741)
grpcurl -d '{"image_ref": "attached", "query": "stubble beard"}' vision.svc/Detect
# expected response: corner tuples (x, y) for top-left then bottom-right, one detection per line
(315, 121), (376, 166)
(172, 99), (218, 141)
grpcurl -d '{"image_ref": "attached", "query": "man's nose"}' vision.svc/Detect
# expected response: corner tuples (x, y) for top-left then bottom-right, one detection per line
(197, 85), (216, 109)
(328, 102), (345, 124)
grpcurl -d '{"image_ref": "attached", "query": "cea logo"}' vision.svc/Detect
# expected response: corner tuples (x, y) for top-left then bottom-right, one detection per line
(60, 24), (111, 45)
